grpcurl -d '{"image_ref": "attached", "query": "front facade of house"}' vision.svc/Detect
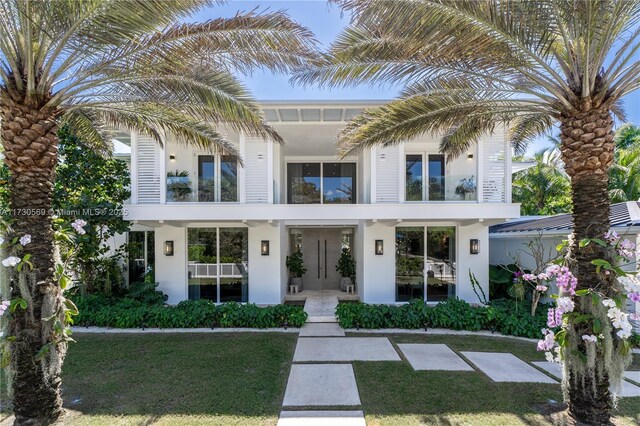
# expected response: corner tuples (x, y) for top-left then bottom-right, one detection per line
(122, 101), (520, 305)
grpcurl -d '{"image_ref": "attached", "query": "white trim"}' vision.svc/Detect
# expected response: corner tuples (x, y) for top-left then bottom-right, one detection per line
(239, 132), (246, 203)
(476, 142), (484, 203)
(397, 143), (405, 203)
(505, 134), (512, 203)
(130, 131), (138, 204)
(268, 141), (274, 204)
(159, 133), (166, 204)
(370, 147), (377, 203)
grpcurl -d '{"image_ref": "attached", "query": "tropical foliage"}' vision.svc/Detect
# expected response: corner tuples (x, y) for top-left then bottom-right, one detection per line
(0, 1), (317, 423)
(298, 0), (640, 422)
(609, 124), (640, 203)
(513, 147), (572, 215)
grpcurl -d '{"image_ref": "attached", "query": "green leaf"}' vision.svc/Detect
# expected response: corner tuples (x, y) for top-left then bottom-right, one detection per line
(575, 289), (590, 296)
(579, 238), (590, 248)
(593, 319), (602, 334)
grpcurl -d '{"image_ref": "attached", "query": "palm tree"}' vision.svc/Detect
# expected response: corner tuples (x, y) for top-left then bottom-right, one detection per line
(513, 147), (572, 215)
(0, 1), (316, 423)
(609, 124), (640, 202)
(297, 0), (640, 422)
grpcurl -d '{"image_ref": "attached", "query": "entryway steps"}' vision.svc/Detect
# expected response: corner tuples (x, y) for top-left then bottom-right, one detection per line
(293, 337), (401, 362)
(278, 411), (366, 426)
(299, 322), (345, 337)
(303, 291), (339, 322)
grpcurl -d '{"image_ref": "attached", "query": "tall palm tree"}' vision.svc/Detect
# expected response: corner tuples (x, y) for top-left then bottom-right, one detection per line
(0, 1), (316, 423)
(297, 0), (640, 423)
(513, 147), (572, 215)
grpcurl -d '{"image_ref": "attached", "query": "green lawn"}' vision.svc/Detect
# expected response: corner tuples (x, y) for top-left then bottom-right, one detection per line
(1, 332), (638, 425)
(349, 333), (640, 426)
(3, 333), (296, 425)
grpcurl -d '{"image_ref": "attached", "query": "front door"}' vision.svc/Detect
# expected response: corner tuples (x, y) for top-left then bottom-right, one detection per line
(298, 229), (345, 290)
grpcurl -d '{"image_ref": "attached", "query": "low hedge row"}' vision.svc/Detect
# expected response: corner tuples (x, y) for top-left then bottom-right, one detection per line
(335, 298), (550, 338)
(73, 295), (308, 329)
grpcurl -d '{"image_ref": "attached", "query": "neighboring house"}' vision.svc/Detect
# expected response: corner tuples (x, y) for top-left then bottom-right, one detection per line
(489, 201), (640, 330)
(120, 100), (520, 305)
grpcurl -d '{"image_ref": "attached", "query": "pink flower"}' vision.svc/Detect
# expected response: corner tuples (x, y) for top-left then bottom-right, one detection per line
(19, 234), (31, 246)
(628, 292), (640, 303)
(547, 307), (564, 328)
(536, 285), (548, 292)
(522, 273), (537, 281)
(537, 328), (556, 351)
(582, 335), (598, 343)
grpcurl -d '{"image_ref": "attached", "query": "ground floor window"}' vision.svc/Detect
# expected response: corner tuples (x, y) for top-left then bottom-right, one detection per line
(128, 230), (155, 283)
(395, 226), (456, 302)
(187, 227), (248, 303)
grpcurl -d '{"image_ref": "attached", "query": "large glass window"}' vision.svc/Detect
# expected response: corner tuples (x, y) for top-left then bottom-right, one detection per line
(426, 227), (456, 301)
(220, 155), (238, 202)
(428, 155), (445, 201)
(128, 230), (154, 284)
(187, 227), (248, 303)
(287, 162), (356, 204)
(395, 227), (425, 302)
(288, 163), (321, 204)
(395, 226), (456, 302)
(198, 155), (216, 202)
(323, 163), (356, 204)
(188, 228), (218, 301)
(405, 155), (423, 201)
(219, 228), (248, 302)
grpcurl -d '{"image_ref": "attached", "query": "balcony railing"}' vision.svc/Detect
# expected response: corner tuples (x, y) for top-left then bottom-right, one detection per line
(187, 262), (248, 279)
(406, 175), (477, 202)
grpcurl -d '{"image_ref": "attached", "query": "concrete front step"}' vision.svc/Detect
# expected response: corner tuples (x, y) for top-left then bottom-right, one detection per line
(307, 315), (337, 323)
(300, 322), (345, 337)
(278, 411), (366, 426)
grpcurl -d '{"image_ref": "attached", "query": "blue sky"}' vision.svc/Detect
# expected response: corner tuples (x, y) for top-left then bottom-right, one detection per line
(194, 1), (640, 155)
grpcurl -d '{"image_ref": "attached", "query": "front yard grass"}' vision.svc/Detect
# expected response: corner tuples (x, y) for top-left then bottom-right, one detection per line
(2, 332), (296, 425)
(349, 333), (640, 426)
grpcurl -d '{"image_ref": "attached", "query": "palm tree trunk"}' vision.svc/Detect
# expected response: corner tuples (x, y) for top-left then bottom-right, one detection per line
(560, 109), (616, 425)
(1, 100), (65, 424)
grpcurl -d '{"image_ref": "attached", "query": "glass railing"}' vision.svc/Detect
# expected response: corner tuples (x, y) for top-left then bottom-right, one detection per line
(406, 175), (478, 202)
(166, 176), (195, 202)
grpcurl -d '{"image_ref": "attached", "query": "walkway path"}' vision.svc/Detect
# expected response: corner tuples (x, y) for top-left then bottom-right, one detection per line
(278, 295), (640, 425)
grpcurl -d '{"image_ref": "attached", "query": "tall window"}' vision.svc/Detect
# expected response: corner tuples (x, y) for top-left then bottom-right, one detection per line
(405, 154), (446, 201)
(395, 226), (456, 302)
(287, 162), (356, 204)
(167, 155), (238, 203)
(187, 227), (248, 303)
(405, 155), (423, 201)
(428, 155), (445, 201)
(128, 230), (155, 284)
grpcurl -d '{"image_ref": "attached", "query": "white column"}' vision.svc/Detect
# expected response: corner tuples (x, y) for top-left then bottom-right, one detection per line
(159, 133), (166, 204)
(504, 131), (512, 203)
(476, 141), (484, 203)
(239, 132), (246, 203)
(370, 147), (377, 203)
(130, 131), (138, 204)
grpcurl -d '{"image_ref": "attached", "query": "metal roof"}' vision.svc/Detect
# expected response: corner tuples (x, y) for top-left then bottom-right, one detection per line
(490, 202), (640, 235)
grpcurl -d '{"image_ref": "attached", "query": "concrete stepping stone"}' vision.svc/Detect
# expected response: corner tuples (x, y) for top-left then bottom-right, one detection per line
(398, 344), (474, 371)
(461, 352), (557, 383)
(278, 411), (366, 426)
(300, 323), (345, 337)
(533, 362), (640, 397)
(293, 337), (401, 362)
(625, 371), (640, 383)
(282, 364), (361, 406)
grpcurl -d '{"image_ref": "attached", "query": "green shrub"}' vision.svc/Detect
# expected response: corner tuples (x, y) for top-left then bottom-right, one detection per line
(73, 296), (307, 329)
(335, 297), (552, 339)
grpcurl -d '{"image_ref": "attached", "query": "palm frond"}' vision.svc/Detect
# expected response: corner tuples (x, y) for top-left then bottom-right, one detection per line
(507, 114), (554, 156)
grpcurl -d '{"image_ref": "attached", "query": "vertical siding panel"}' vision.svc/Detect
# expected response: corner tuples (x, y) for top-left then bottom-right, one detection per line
(136, 135), (161, 204)
(375, 146), (400, 203)
(482, 132), (506, 203)
(245, 137), (269, 203)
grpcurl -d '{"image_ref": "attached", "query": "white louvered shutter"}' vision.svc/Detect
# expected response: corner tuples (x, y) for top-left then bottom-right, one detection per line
(136, 135), (161, 203)
(375, 146), (400, 203)
(245, 137), (269, 203)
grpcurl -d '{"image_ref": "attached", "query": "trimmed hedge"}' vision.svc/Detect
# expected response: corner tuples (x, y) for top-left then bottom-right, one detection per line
(73, 295), (308, 329)
(335, 298), (550, 338)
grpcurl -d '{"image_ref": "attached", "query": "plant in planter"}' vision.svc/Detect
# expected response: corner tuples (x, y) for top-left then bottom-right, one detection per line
(336, 247), (356, 291)
(167, 170), (193, 202)
(286, 250), (307, 291)
(454, 176), (476, 200)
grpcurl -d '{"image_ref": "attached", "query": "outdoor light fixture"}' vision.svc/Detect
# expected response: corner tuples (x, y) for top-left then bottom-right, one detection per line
(375, 240), (384, 255)
(169, 154), (176, 161)
(468, 153), (474, 159)
(164, 241), (174, 256)
(257, 153), (264, 161)
(261, 240), (270, 256)
(379, 153), (387, 161)
(470, 239), (479, 255)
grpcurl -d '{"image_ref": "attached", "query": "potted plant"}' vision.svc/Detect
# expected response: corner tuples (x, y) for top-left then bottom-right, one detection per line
(454, 175), (476, 200)
(167, 170), (193, 202)
(286, 250), (307, 291)
(336, 247), (356, 291)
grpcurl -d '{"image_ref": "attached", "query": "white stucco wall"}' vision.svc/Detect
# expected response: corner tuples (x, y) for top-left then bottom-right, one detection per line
(360, 222), (396, 303)
(457, 223), (490, 304)
(248, 222), (284, 305)
(154, 225), (187, 304)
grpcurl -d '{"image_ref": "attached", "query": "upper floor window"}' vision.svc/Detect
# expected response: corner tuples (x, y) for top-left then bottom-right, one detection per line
(287, 162), (356, 204)
(167, 154), (237, 203)
(406, 154), (445, 201)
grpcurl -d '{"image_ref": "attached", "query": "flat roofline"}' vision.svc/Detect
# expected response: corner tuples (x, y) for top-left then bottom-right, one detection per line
(258, 99), (390, 107)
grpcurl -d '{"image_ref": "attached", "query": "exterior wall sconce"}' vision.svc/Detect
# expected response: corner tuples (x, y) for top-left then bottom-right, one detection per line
(470, 239), (479, 255)
(467, 153), (474, 159)
(257, 153), (264, 161)
(375, 240), (384, 255)
(163, 241), (174, 256)
(379, 153), (387, 161)
(261, 240), (270, 256)
(169, 154), (176, 161)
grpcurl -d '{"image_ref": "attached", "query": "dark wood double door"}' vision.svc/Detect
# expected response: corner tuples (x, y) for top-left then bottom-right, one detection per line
(299, 229), (344, 291)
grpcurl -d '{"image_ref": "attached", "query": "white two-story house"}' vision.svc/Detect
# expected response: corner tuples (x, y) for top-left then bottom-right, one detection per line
(122, 100), (520, 305)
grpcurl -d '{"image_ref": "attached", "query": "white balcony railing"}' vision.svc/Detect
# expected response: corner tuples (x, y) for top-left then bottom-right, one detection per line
(187, 262), (247, 279)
